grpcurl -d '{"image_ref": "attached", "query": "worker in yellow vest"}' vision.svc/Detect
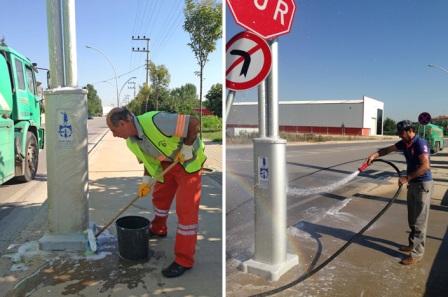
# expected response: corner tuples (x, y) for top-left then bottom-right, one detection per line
(106, 107), (206, 277)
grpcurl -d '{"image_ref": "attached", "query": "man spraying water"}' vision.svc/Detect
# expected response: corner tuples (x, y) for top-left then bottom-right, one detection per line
(366, 120), (433, 265)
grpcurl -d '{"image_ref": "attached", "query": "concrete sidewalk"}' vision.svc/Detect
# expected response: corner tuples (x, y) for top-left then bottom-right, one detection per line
(227, 151), (448, 296)
(0, 132), (222, 297)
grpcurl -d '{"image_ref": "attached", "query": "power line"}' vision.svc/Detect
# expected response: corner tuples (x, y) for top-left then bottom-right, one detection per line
(92, 64), (146, 84)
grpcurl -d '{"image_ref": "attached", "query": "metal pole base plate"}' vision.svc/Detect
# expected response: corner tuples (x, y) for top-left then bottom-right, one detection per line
(241, 253), (299, 281)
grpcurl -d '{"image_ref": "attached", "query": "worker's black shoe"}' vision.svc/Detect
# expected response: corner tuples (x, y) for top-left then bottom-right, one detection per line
(162, 261), (191, 278)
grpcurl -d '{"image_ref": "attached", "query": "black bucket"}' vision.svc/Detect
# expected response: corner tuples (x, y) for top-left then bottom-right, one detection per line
(115, 216), (150, 261)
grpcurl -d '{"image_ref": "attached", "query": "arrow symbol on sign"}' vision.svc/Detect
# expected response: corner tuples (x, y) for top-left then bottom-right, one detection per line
(230, 49), (251, 77)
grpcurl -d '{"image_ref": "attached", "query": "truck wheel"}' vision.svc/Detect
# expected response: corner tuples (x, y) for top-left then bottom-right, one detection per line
(16, 132), (39, 182)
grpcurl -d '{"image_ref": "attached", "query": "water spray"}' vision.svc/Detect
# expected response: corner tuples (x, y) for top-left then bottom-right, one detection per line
(288, 161), (371, 197)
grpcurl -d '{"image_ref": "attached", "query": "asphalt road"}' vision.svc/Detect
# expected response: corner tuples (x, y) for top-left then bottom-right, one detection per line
(226, 140), (400, 260)
(0, 116), (108, 253)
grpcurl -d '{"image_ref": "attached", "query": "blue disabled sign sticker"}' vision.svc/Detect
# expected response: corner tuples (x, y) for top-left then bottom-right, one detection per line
(258, 156), (269, 187)
(57, 110), (73, 146)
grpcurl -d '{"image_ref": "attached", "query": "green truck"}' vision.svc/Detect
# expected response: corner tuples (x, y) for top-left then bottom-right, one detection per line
(418, 123), (444, 154)
(0, 44), (44, 184)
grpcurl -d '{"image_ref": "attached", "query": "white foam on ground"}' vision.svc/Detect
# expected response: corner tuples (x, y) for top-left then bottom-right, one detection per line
(2, 241), (50, 263)
(2, 234), (116, 272)
(10, 263), (29, 272)
(70, 251), (112, 261)
(288, 171), (360, 197)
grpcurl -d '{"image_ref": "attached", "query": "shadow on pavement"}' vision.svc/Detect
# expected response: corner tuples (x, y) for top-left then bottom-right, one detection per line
(353, 193), (448, 212)
(295, 221), (405, 261)
(424, 226), (448, 297)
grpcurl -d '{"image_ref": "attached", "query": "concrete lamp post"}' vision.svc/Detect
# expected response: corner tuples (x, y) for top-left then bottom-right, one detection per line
(86, 45), (119, 107)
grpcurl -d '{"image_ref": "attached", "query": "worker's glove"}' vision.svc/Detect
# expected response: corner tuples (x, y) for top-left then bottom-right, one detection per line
(137, 176), (153, 198)
(178, 144), (193, 163)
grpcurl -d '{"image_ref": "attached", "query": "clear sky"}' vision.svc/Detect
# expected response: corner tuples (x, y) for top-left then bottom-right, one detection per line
(0, 0), (222, 108)
(226, 0), (448, 121)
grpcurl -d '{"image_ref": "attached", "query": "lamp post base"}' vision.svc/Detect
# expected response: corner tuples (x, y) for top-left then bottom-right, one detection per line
(242, 253), (299, 281)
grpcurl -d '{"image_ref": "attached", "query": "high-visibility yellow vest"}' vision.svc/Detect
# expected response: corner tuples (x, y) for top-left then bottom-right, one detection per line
(126, 112), (206, 182)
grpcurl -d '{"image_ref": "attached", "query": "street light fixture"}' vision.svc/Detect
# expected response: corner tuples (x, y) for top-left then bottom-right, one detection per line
(118, 76), (137, 102)
(85, 45), (119, 107)
(427, 64), (448, 74)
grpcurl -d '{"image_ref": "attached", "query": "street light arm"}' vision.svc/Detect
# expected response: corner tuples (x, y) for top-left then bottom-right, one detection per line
(86, 45), (119, 107)
(118, 76), (137, 100)
(427, 64), (448, 74)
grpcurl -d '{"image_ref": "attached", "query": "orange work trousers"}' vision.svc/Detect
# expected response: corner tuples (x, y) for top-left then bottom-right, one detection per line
(150, 163), (202, 268)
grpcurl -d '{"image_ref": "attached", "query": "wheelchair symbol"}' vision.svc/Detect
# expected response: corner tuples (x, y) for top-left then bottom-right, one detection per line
(58, 112), (72, 139)
(259, 157), (269, 182)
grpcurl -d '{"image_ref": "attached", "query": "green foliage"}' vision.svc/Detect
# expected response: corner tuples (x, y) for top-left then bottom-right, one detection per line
(205, 83), (222, 117)
(183, 0), (222, 70)
(202, 115), (221, 131)
(202, 130), (222, 142)
(184, 0), (222, 135)
(127, 80), (200, 116)
(86, 84), (102, 116)
(383, 117), (396, 135)
(170, 83), (199, 114)
(149, 62), (170, 111)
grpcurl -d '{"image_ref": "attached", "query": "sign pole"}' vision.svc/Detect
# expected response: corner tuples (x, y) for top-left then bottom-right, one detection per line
(267, 40), (279, 138)
(258, 81), (266, 137)
(243, 39), (298, 281)
(226, 90), (236, 122)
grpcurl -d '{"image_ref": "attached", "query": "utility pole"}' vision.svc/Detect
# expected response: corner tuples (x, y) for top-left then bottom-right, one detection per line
(132, 35), (151, 111)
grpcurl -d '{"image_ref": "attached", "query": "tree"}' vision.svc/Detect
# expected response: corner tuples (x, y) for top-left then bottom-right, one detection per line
(383, 117), (396, 135)
(170, 83), (199, 114)
(204, 83), (222, 117)
(149, 62), (171, 111)
(86, 84), (102, 116)
(183, 0), (222, 138)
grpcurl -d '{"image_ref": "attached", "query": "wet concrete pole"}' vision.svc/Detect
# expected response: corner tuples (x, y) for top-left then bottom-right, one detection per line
(40, 0), (89, 251)
(243, 39), (298, 281)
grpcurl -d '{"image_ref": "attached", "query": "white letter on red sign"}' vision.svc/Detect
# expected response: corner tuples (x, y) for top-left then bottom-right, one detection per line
(274, 0), (288, 26)
(254, 0), (268, 10)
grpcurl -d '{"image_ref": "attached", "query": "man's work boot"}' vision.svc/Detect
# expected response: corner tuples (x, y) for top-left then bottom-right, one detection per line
(398, 245), (413, 253)
(149, 225), (167, 238)
(162, 261), (191, 278)
(400, 255), (421, 265)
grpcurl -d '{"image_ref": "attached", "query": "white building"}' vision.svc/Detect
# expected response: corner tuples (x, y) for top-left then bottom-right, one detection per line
(227, 96), (384, 136)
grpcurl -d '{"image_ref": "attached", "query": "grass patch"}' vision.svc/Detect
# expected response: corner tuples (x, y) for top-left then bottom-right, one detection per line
(202, 130), (222, 143)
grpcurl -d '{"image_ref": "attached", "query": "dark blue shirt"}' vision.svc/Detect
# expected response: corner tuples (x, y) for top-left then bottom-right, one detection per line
(395, 136), (432, 183)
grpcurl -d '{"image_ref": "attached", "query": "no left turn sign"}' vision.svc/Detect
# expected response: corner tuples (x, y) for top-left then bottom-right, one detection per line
(226, 31), (272, 91)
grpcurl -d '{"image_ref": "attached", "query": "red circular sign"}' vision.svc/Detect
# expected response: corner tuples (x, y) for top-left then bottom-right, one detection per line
(226, 31), (272, 91)
(418, 112), (431, 125)
(227, 0), (297, 40)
